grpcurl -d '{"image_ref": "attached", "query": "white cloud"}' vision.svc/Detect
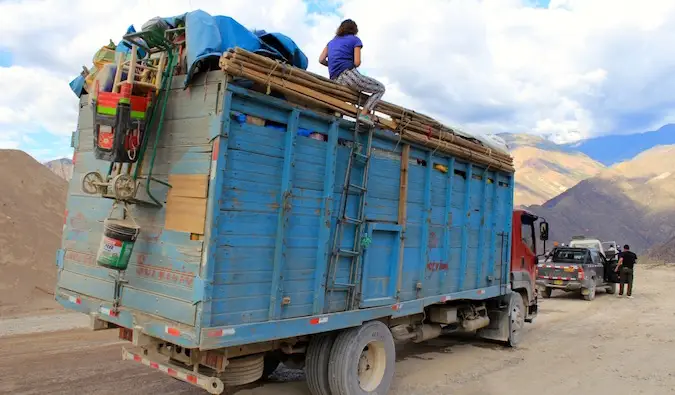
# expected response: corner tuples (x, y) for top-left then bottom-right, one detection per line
(0, 0), (674, 158)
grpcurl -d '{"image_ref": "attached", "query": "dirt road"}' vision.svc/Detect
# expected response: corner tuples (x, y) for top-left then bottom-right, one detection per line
(2, 265), (674, 395)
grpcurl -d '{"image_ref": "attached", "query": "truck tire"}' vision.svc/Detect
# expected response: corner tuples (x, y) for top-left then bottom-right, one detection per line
(328, 321), (396, 395)
(606, 283), (616, 295)
(582, 280), (597, 301)
(305, 333), (336, 395)
(541, 287), (552, 299)
(221, 354), (264, 387)
(508, 292), (526, 348)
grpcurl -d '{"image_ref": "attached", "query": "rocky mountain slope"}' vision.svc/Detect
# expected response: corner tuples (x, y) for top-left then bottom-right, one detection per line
(565, 123), (675, 166)
(527, 145), (675, 253)
(0, 150), (67, 316)
(44, 158), (74, 181)
(502, 134), (605, 206)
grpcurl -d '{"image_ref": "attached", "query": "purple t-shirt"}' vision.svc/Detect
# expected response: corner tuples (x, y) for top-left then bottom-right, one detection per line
(327, 35), (363, 80)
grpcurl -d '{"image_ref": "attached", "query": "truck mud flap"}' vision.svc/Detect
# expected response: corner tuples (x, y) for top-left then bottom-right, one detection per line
(122, 347), (224, 394)
(476, 308), (509, 342)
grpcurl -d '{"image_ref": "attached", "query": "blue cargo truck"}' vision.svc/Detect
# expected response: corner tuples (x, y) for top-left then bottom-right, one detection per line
(57, 68), (549, 394)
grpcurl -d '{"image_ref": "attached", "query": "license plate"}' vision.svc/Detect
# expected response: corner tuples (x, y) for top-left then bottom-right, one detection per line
(554, 280), (564, 285)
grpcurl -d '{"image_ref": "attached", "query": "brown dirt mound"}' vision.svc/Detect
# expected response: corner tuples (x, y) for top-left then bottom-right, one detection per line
(0, 149), (67, 317)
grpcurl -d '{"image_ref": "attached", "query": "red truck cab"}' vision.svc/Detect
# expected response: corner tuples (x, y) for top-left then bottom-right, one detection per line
(511, 209), (548, 320)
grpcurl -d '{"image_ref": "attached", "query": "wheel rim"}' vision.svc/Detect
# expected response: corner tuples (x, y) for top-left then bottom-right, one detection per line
(357, 340), (386, 392)
(511, 298), (524, 340)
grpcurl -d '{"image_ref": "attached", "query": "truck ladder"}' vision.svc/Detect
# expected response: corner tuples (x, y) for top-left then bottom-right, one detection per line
(326, 113), (375, 311)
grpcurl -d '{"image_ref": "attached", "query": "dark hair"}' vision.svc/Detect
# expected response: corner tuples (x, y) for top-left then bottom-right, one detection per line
(336, 19), (358, 37)
(623, 244), (630, 250)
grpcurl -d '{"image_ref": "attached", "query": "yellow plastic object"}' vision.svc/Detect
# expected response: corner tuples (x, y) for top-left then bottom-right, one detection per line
(433, 163), (448, 173)
(93, 46), (116, 69)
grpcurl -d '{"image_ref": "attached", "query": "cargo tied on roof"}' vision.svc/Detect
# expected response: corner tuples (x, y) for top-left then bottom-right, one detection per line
(219, 48), (513, 173)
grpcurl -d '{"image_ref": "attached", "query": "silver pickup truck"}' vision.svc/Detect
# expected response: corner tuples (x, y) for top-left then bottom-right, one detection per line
(537, 247), (619, 301)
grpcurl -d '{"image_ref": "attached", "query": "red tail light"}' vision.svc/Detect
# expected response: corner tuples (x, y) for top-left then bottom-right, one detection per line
(577, 267), (585, 280)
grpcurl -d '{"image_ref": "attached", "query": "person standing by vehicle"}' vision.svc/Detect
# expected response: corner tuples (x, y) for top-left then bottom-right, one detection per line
(318, 19), (386, 126)
(615, 244), (637, 298)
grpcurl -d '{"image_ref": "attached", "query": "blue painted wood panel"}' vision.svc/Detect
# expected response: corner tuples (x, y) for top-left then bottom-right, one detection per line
(208, 84), (514, 327)
(58, 76), (515, 339)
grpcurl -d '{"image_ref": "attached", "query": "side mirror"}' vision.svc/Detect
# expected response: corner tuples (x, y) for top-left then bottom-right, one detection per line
(539, 221), (549, 241)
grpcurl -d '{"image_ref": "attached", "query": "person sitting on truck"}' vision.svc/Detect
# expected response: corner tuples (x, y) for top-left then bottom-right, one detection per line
(318, 19), (386, 126)
(615, 244), (637, 298)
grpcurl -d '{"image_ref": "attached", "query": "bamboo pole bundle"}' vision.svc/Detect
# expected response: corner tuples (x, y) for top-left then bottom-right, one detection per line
(219, 48), (514, 172)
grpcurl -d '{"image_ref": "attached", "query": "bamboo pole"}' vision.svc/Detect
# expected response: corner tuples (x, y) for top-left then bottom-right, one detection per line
(219, 49), (514, 172)
(223, 49), (513, 164)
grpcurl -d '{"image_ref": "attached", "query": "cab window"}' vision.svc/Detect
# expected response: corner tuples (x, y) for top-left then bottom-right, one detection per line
(521, 223), (535, 254)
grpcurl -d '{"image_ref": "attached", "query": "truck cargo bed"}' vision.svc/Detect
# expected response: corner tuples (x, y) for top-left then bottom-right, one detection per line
(56, 71), (515, 350)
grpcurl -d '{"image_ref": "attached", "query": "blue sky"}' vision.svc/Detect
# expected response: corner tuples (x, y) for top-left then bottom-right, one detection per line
(1, 0), (674, 161)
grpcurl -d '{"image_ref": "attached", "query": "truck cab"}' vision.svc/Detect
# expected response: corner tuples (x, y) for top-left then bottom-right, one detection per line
(511, 209), (548, 320)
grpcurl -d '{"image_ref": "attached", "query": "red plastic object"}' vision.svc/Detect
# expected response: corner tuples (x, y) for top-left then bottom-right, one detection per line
(97, 91), (151, 113)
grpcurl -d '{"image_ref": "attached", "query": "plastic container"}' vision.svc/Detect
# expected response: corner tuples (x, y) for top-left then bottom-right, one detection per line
(96, 218), (140, 271)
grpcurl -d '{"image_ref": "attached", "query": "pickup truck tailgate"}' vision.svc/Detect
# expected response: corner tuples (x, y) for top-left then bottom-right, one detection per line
(537, 263), (582, 282)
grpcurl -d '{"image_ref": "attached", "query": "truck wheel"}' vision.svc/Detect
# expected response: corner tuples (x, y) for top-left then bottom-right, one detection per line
(221, 354), (264, 387)
(328, 321), (396, 395)
(606, 283), (616, 295)
(541, 287), (552, 299)
(507, 292), (526, 348)
(583, 281), (597, 301)
(305, 333), (336, 395)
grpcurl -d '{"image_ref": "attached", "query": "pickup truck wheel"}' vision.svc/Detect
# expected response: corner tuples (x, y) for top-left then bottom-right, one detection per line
(606, 283), (616, 295)
(583, 280), (597, 301)
(305, 333), (336, 395)
(507, 292), (526, 348)
(328, 321), (396, 395)
(541, 287), (552, 299)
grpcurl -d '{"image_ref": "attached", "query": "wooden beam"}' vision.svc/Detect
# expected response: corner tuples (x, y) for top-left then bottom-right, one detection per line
(396, 144), (410, 300)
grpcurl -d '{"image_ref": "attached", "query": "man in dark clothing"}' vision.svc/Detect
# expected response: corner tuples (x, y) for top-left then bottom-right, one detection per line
(616, 244), (638, 298)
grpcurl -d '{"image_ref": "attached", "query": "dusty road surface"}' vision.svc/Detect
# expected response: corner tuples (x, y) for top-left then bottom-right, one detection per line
(2, 265), (675, 395)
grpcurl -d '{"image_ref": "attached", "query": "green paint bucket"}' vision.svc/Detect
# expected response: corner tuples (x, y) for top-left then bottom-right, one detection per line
(96, 218), (140, 271)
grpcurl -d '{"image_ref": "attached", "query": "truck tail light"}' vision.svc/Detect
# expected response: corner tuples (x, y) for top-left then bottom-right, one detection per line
(577, 267), (585, 280)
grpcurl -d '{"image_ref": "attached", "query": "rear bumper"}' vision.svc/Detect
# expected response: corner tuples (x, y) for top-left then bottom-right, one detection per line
(536, 279), (586, 291)
(55, 290), (199, 349)
(122, 347), (224, 394)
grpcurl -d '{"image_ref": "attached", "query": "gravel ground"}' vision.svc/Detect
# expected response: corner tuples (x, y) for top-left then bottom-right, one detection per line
(1, 265), (674, 395)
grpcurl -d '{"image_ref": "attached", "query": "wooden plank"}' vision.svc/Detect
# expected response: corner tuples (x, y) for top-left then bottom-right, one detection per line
(398, 144), (410, 226)
(246, 115), (266, 126)
(396, 144), (410, 300)
(168, 174), (209, 199)
(164, 195), (207, 234)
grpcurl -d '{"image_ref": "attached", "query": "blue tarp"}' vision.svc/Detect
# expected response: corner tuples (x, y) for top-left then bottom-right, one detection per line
(70, 10), (308, 97)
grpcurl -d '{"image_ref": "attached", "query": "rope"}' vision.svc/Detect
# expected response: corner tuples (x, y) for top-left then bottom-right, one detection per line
(265, 61), (281, 95)
(432, 129), (443, 156)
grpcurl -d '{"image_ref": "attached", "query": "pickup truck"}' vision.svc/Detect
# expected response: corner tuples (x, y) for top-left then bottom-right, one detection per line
(536, 247), (618, 301)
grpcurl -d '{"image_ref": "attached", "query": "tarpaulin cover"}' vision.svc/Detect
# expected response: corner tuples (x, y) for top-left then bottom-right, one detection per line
(70, 9), (307, 97)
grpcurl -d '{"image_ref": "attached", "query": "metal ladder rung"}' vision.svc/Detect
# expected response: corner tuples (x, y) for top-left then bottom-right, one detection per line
(352, 152), (370, 166)
(347, 183), (367, 193)
(337, 249), (360, 257)
(342, 216), (363, 225)
(332, 282), (357, 288)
